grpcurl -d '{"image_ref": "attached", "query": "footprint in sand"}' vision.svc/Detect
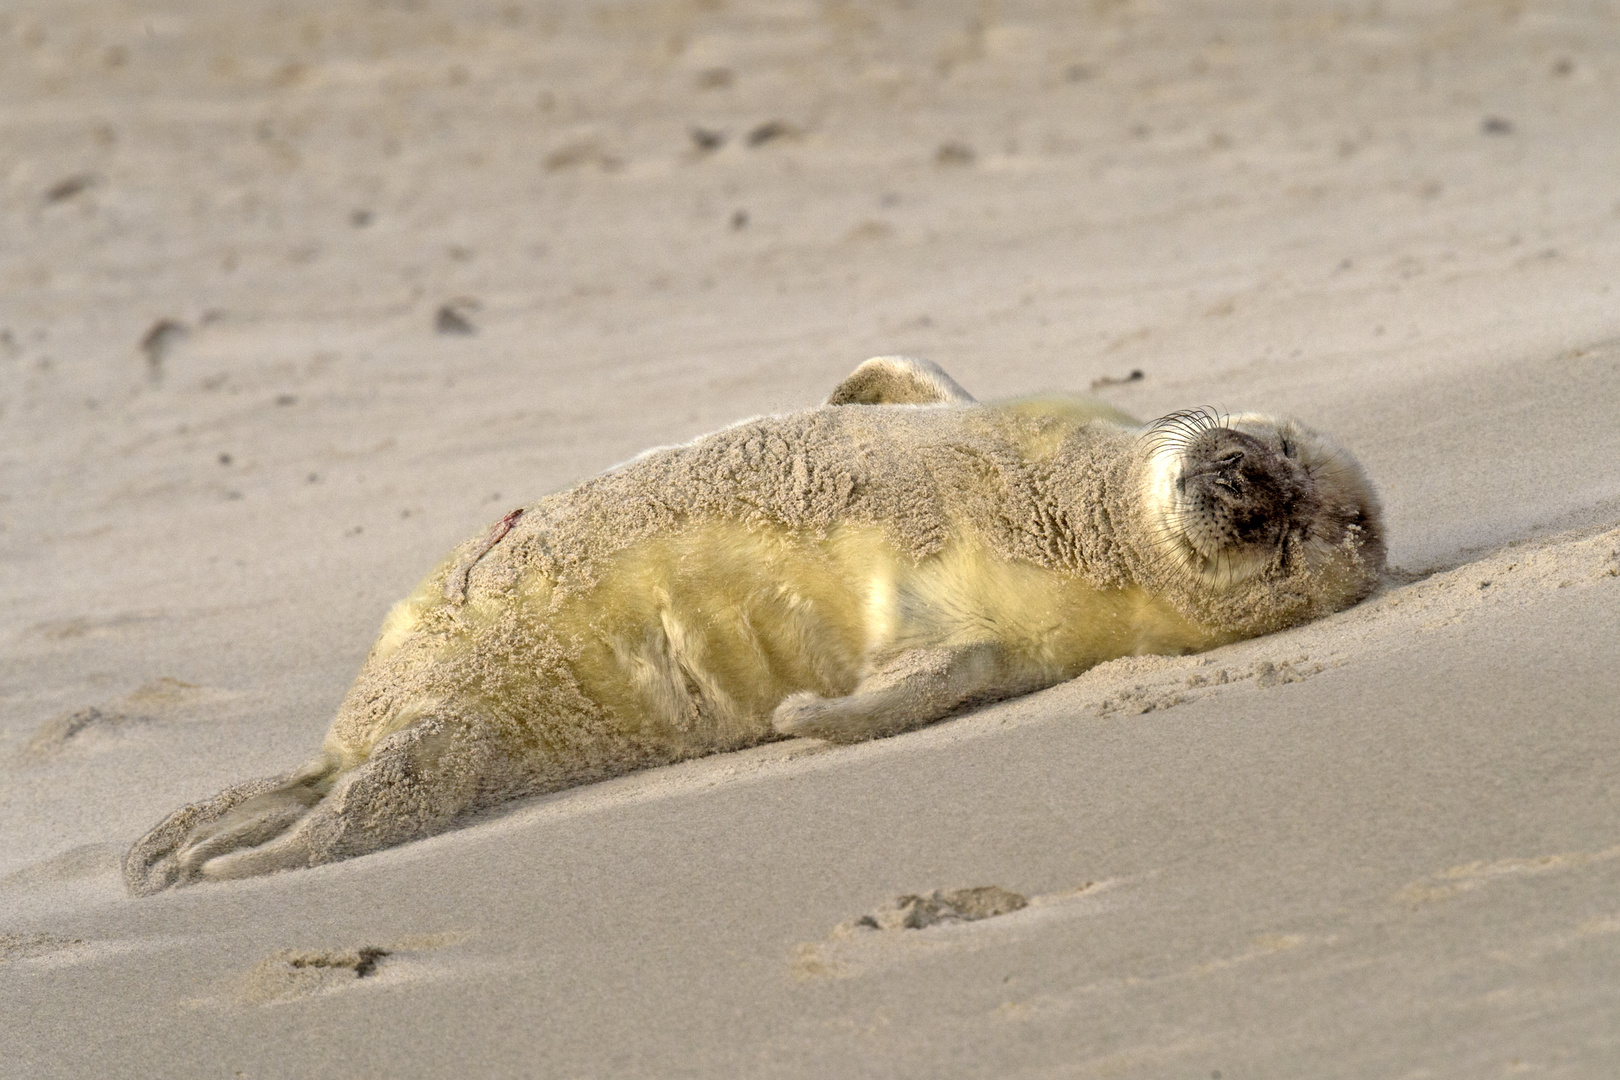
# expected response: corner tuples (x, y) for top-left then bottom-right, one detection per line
(234, 932), (470, 1005)
(0, 932), (89, 965)
(22, 678), (235, 759)
(833, 885), (1029, 934)
(792, 884), (1113, 981)
(237, 947), (392, 1004)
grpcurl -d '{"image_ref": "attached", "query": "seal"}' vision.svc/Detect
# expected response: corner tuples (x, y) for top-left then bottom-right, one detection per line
(124, 356), (1384, 894)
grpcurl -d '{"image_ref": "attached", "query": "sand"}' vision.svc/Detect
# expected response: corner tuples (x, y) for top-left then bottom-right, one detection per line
(4, 0), (1620, 1075)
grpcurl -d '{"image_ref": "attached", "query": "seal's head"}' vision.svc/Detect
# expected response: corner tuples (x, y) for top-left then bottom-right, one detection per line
(1137, 408), (1385, 633)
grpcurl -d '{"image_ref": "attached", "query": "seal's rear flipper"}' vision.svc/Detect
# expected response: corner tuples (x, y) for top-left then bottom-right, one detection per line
(123, 758), (337, 895)
(123, 713), (532, 893)
(825, 356), (976, 407)
(197, 713), (530, 883)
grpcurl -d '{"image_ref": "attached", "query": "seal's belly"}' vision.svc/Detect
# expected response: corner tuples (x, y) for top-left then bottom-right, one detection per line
(558, 523), (1227, 757)
(562, 524), (879, 754)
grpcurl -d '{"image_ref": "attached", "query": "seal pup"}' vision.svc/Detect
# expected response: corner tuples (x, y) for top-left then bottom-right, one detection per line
(124, 357), (1384, 894)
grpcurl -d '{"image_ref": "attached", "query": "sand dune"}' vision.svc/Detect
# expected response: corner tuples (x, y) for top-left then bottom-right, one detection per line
(5, 1), (1620, 1076)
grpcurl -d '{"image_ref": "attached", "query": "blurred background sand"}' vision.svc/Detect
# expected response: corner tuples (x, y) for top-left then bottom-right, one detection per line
(4, 2), (1620, 1076)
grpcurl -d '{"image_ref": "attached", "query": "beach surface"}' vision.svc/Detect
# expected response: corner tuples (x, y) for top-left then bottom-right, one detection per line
(4, 1), (1620, 1076)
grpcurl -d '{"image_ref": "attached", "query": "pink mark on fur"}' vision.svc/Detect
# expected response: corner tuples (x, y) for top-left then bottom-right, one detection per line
(444, 507), (525, 604)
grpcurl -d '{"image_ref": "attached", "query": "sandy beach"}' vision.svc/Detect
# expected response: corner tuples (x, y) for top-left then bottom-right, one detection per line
(5, 1), (1620, 1075)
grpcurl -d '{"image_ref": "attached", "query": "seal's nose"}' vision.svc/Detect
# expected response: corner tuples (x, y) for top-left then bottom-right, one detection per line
(1182, 433), (1253, 486)
(1210, 448), (1246, 491)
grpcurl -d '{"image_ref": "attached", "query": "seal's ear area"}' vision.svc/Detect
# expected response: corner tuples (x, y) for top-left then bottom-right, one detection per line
(825, 356), (977, 407)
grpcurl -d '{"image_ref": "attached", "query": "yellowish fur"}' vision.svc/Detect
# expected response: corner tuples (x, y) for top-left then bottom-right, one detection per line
(346, 522), (1224, 771)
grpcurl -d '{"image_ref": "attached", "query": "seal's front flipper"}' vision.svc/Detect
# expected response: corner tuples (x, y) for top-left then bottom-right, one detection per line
(770, 643), (1043, 744)
(824, 356), (976, 407)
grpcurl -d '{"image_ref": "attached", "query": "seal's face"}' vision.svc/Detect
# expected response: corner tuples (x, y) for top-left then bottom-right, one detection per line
(1142, 409), (1384, 594)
